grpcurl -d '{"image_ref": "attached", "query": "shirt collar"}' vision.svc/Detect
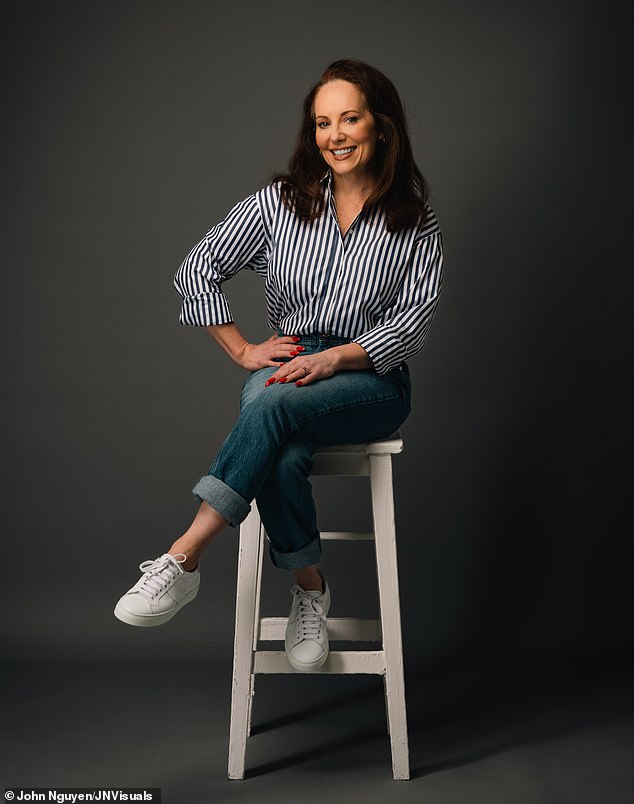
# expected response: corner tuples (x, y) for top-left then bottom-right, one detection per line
(320, 169), (334, 209)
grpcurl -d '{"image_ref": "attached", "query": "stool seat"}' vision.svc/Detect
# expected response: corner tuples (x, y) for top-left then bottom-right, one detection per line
(228, 432), (410, 780)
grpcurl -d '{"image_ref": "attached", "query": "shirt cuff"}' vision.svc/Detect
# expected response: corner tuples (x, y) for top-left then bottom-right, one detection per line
(353, 329), (407, 375)
(178, 292), (234, 327)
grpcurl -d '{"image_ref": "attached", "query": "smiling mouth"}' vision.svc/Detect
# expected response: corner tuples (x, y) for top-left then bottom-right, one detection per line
(331, 146), (357, 157)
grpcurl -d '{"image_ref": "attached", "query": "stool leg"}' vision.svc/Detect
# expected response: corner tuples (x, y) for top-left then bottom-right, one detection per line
(228, 504), (262, 780)
(382, 674), (390, 736)
(370, 454), (410, 781)
(246, 525), (266, 737)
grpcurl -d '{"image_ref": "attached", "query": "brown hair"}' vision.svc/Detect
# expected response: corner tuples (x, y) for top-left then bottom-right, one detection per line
(271, 59), (430, 232)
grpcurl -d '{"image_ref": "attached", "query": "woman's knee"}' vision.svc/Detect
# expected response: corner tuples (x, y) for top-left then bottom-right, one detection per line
(240, 384), (304, 430)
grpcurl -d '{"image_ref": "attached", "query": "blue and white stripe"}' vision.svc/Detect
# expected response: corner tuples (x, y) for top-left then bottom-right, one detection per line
(174, 171), (443, 374)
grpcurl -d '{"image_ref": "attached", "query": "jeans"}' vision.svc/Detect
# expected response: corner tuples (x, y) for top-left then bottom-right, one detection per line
(192, 334), (411, 570)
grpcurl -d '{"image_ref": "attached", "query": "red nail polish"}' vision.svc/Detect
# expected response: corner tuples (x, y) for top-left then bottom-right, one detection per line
(290, 351), (297, 356)
(295, 381), (303, 386)
(292, 337), (301, 342)
(265, 378), (276, 386)
(279, 377), (288, 383)
(296, 346), (306, 352)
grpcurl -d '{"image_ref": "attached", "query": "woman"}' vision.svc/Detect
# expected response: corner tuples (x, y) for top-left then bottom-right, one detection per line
(114, 59), (443, 672)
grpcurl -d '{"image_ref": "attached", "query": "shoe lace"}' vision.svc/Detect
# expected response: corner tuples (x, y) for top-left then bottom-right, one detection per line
(293, 588), (325, 639)
(136, 553), (186, 599)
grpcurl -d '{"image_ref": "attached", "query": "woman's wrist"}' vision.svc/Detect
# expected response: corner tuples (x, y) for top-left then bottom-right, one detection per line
(329, 342), (373, 372)
(206, 323), (249, 366)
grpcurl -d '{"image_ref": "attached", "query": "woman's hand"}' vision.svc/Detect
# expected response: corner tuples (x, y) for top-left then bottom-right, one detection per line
(206, 324), (303, 371)
(236, 335), (302, 371)
(264, 342), (373, 387)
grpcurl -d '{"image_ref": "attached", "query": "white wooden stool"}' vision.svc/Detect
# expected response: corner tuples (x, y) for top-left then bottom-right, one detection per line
(228, 434), (410, 780)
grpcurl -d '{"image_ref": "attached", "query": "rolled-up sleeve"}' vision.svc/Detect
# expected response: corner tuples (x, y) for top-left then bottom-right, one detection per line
(174, 193), (269, 326)
(353, 229), (444, 374)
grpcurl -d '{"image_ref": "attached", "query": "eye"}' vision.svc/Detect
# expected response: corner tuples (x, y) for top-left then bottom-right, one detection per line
(316, 121), (329, 129)
(344, 116), (359, 124)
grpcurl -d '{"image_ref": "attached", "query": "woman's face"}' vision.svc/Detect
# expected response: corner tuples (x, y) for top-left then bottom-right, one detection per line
(314, 80), (378, 182)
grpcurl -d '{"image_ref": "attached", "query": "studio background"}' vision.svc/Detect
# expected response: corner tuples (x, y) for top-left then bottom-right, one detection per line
(1, 0), (631, 800)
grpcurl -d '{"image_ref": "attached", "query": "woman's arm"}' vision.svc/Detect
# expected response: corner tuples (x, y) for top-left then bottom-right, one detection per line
(353, 228), (443, 374)
(174, 193), (269, 328)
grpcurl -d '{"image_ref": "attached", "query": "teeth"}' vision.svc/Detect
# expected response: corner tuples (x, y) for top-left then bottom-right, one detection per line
(333, 147), (355, 155)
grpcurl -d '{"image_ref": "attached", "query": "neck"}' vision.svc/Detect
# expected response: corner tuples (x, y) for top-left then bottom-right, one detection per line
(331, 171), (376, 200)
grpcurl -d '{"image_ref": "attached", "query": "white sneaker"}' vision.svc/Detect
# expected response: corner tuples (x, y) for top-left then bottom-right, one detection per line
(114, 553), (200, 627)
(285, 571), (330, 671)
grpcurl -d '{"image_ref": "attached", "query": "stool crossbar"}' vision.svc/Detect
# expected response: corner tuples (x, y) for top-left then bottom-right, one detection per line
(228, 434), (410, 780)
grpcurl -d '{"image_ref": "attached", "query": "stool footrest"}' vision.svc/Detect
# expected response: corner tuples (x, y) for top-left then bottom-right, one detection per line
(253, 650), (386, 674)
(259, 617), (381, 641)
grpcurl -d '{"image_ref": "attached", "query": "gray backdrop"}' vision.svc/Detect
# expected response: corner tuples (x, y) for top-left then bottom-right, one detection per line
(2, 0), (630, 678)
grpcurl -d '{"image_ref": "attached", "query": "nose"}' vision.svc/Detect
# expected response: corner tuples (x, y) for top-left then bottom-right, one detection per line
(329, 124), (345, 143)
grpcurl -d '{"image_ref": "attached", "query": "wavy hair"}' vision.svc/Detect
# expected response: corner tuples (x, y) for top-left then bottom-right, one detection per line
(271, 59), (430, 232)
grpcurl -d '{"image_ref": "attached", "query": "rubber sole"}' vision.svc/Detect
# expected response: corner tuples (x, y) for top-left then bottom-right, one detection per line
(114, 585), (199, 627)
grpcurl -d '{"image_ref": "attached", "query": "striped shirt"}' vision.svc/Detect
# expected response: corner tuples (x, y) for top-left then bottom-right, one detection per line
(174, 170), (443, 375)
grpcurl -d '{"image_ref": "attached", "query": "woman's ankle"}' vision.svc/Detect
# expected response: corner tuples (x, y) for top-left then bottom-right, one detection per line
(180, 556), (199, 572)
(167, 503), (227, 571)
(168, 541), (200, 572)
(293, 566), (324, 593)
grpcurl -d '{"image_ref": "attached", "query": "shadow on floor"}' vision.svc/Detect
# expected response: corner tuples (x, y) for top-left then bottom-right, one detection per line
(239, 651), (634, 778)
(1, 652), (632, 794)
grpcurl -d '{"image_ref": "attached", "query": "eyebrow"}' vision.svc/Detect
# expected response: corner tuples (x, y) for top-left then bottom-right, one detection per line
(315, 109), (362, 120)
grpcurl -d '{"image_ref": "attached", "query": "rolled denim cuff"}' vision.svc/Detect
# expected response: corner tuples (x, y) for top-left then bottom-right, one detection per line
(192, 475), (251, 527)
(268, 532), (322, 570)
